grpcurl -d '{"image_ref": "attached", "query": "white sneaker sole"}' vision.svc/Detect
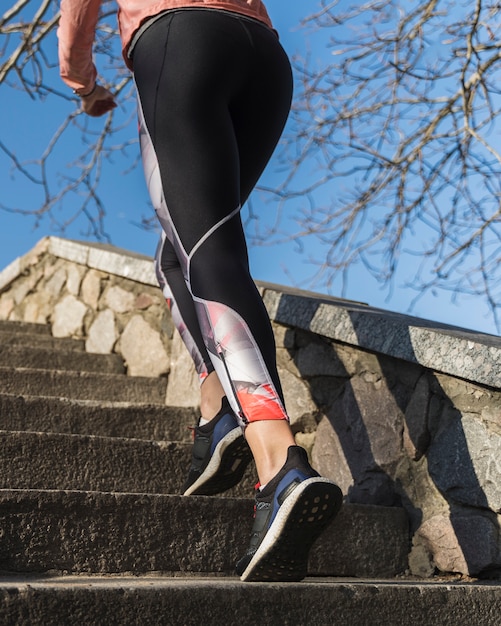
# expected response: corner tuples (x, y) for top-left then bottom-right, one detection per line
(183, 427), (250, 496)
(240, 477), (342, 582)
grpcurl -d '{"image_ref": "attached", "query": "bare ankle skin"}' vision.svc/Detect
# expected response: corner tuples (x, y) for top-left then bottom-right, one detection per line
(199, 371), (226, 420)
(200, 374), (296, 485)
(245, 419), (296, 486)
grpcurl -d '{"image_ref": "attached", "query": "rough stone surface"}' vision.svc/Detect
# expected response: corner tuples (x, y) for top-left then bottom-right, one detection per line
(276, 346), (317, 424)
(0, 295), (14, 319)
(0, 366), (166, 404)
(104, 285), (135, 313)
(313, 375), (405, 507)
(65, 263), (83, 296)
(0, 330), (84, 352)
(119, 315), (169, 378)
(0, 237), (500, 579)
(86, 309), (117, 355)
(312, 416), (355, 497)
(403, 374), (431, 461)
(81, 269), (103, 309)
(0, 345), (123, 374)
(1, 577), (500, 626)
(135, 292), (158, 310)
(0, 490), (406, 578)
(414, 512), (501, 576)
(428, 413), (501, 512)
(22, 291), (53, 325)
(52, 295), (88, 338)
(261, 287), (501, 388)
(0, 393), (193, 442)
(45, 266), (67, 297)
(164, 330), (200, 408)
(0, 431), (254, 498)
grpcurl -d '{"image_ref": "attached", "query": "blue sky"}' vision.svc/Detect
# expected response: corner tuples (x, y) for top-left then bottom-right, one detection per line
(0, 1), (497, 336)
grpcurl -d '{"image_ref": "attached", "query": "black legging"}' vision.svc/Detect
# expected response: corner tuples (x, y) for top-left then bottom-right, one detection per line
(133, 8), (293, 426)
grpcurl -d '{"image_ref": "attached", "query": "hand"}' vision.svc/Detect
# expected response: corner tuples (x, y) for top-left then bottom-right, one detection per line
(80, 84), (117, 117)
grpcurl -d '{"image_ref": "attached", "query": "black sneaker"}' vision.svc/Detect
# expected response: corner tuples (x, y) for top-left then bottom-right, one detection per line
(182, 397), (252, 496)
(236, 445), (343, 582)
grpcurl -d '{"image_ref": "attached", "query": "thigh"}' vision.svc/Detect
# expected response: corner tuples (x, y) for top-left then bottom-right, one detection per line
(231, 20), (293, 205)
(133, 10), (247, 255)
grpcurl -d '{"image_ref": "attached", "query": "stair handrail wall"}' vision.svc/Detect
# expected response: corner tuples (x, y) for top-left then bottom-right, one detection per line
(0, 236), (499, 579)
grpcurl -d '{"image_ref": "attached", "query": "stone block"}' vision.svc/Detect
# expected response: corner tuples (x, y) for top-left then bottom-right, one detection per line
(135, 292), (159, 310)
(0, 296), (14, 320)
(415, 511), (501, 576)
(12, 274), (40, 305)
(483, 406), (501, 436)
(49, 237), (89, 265)
(404, 374), (431, 460)
(51, 295), (88, 338)
(295, 340), (348, 378)
(86, 309), (117, 354)
(0, 393), (194, 442)
(278, 366), (317, 424)
(120, 315), (169, 378)
(22, 292), (53, 325)
(312, 415), (354, 495)
(87, 246), (156, 285)
(272, 323), (295, 349)
(2, 576), (501, 626)
(343, 376), (404, 472)
(0, 490), (408, 578)
(165, 330), (199, 408)
(428, 413), (501, 512)
(81, 269), (104, 309)
(105, 285), (135, 313)
(66, 264), (84, 296)
(0, 257), (22, 292)
(0, 367), (166, 403)
(45, 267), (67, 297)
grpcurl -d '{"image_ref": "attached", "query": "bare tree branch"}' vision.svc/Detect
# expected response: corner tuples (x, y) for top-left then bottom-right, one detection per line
(254, 0), (501, 327)
(2, 0), (501, 328)
(0, 0), (138, 240)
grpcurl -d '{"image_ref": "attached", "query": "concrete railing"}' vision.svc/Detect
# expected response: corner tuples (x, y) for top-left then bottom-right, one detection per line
(1, 236), (500, 580)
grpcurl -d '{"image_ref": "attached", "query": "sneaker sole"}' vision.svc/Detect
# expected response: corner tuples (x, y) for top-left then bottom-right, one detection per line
(239, 478), (343, 582)
(183, 428), (253, 496)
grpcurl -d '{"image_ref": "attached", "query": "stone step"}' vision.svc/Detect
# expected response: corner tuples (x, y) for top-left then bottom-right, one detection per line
(0, 489), (408, 578)
(0, 330), (86, 352)
(0, 430), (255, 497)
(1, 576), (499, 626)
(0, 366), (166, 404)
(0, 345), (124, 374)
(0, 320), (51, 335)
(0, 394), (195, 441)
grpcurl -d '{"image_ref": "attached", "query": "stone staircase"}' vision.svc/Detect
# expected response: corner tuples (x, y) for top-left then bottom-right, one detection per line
(0, 320), (499, 625)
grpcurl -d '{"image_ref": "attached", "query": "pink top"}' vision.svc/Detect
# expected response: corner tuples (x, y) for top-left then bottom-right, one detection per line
(58, 0), (274, 93)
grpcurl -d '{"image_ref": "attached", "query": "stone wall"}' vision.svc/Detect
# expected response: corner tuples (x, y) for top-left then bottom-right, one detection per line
(0, 236), (500, 579)
(263, 287), (501, 579)
(0, 238), (174, 382)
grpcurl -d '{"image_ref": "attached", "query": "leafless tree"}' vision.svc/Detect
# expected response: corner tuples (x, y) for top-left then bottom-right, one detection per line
(2, 0), (501, 325)
(0, 0), (137, 240)
(253, 0), (501, 326)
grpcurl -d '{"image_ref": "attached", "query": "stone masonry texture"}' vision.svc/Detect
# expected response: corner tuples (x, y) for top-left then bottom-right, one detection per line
(0, 237), (500, 579)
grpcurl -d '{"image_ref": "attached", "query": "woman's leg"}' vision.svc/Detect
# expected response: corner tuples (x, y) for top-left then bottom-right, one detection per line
(134, 8), (342, 583)
(155, 232), (227, 419)
(155, 161), (295, 483)
(155, 232), (213, 388)
(134, 10), (292, 433)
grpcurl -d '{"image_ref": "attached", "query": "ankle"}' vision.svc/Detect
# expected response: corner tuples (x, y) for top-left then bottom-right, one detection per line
(245, 421), (296, 485)
(199, 372), (226, 419)
(200, 397), (223, 421)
